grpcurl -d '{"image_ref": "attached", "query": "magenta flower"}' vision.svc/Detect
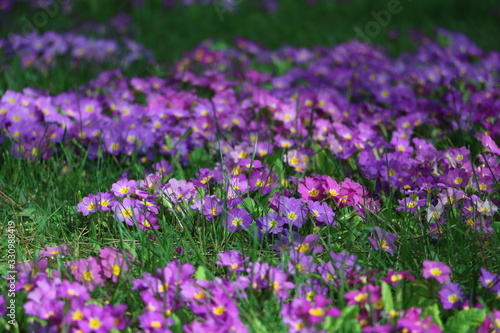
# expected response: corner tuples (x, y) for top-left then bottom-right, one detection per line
(222, 208), (253, 232)
(215, 250), (249, 272)
(438, 282), (463, 309)
(442, 168), (470, 188)
(307, 201), (336, 225)
(39, 244), (69, 259)
(80, 304), (116, 333)
(0, 295), (6, 316)
(268, 267), (295, 301)
(113, 197), (141, 225)
(422, 260), (451, 284)
(397, 195), (426, 213)
(476, 133), (500, 155)
(70, 257), (105, 290)
(111, 179), (137, 197)
(256, 212), (285, 235)
(344, 284), (382, 309)
(139, 311), (173, 332)
(298, 176), (326, 201)
(278, 196), (307, 228)
(382, 270), (415, 286)
(202, 195), (223, 221)
(479, 268), (500, 291)
(397, 307), (442, 333)
(99, 247), (134, 283)
(77, 194), (99, 216)
(95, 191), (116, 211)
(368, 227), (398, 255)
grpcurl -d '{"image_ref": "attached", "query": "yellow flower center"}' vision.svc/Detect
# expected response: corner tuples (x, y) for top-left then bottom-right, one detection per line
(309, 307), (324, 316)
(72, 310), (83, 321)
(89, 318), (102, 329)
(213, 306), (226, 316)
(83, 271), (94, 281)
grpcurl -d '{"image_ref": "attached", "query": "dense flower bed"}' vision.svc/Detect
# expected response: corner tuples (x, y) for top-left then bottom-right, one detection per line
(1, 28), (499, 332)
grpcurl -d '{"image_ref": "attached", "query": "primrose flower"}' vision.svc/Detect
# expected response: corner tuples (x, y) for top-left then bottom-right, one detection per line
(256, 212), (285, 235)
(479, 268), (500, 291)
(99, 247), (134, 283)
(422, 260), (451, 284)
(278, 196), (307, 228)
(268, 267), (295, 301)
(344, 284), (382, 309)
(287, 250), (317, 275)
(95, 191), (116, 211)
(438, 282), (463, 309)
(397, 307), (442, 333)
(139, 311), (173, 332)
(382, 270), (415, 286)
(113, 197), (141, 225)
(202, 195), (223, 220)
(111, 179), (137, 197)
(368, 227), (398, 255)
(442, 168), (469, 188)
(70, 257), (105, 290)
(307, 201), (336, 225)
(77, 194), (100, 216)
(215, 250), (249, 272)
(476, 133), (500, 155)
(222, 208), (253, 232)
(80, 303), (117, 333)
(39, 244), (69, 259)
(397, 195), (426, 213)
(298, 176), (326, 201)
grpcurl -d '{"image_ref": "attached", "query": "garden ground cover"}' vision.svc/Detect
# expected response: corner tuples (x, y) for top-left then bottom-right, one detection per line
(0, 1), (499, 332)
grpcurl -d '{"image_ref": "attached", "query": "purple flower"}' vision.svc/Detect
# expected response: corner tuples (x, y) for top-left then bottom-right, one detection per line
(0, 295), (6, 316)
(141, 311), (174, 332)
(80, 304), (116, 333)
(476, 133), (500, 155)
(397, 195), (426, 213)
(215, 250), (249, 272)
(479, 268), (500, 291)
(111, 179), (137, 197)
(39, 244), (69, 259)
(438, 282), (463, 309)
(96, 191), (116, 211)
(278, 197), (307, 228)
(307, 201), (336, 225)
(422, 260), (451, 284)
(382, 270), (415, 286)
(77, 194), (99, 216)
(202, 195), (223, 221)
(269, 267), (295, 301)
(442, 168), (470, 188)
(99, 247), (134, 283)
(69, 257), (105, 290)
(113, 197), (141, 225)
(368, 227), (398, 254)
(222, 208), (252, 232)
(256, 212), (285, 235)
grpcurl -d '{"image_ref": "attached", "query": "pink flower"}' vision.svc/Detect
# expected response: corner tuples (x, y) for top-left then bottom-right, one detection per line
(422, 260), (451, 284)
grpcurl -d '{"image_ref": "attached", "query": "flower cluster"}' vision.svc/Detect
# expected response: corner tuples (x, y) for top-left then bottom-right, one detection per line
(6, 244), (500, 332)
(0, 31), (154, 71)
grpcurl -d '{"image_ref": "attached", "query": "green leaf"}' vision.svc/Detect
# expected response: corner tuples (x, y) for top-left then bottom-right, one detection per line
(381, 282), (394, 312)
(324, 306), (361, 333)
(194, 265), (207, 281)
(444, 308), (486, 333)
(422, 304), (443, 329)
